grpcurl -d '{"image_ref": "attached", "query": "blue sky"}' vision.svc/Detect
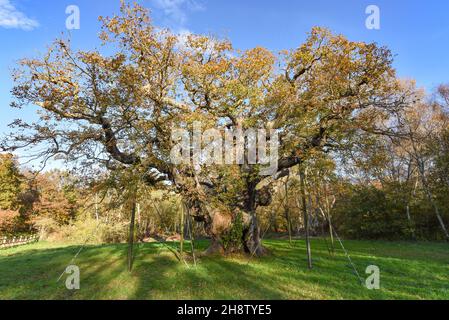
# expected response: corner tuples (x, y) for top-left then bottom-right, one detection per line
(1, 0), (449, 144)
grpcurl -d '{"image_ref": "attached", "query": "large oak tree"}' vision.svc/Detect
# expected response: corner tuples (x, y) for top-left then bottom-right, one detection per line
(2, 2), (408, 255)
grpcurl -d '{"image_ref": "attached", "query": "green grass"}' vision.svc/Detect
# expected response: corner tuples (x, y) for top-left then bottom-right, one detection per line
(0, 239), (448, 300)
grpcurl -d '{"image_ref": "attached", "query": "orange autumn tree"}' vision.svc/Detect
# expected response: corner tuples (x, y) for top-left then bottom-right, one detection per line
(2, 2), (408, 255)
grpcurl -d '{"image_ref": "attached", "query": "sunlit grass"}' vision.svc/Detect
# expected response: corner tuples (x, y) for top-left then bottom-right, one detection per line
(0, 239), (448, 300)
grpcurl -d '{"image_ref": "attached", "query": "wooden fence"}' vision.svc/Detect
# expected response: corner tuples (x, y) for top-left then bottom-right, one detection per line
(0, 234), (39, 249)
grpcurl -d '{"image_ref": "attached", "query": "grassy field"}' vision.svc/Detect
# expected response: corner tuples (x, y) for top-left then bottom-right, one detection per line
(0, 239), (448, 300)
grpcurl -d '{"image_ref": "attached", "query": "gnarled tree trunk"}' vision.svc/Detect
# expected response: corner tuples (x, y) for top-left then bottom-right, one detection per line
(200, 182), (268, 256)
(201, 208), (266, 256)
(179, 164), (276, 257)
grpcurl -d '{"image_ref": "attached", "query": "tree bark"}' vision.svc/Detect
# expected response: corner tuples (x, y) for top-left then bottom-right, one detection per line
(405, 178), (418, 240)
(203, 211), (266, 256)
(185, 204), (197, 266)
(244, 212), (266, 256)
(201, 183), (267, 256)
(180, 202), (185, 256)
(243, 181), (266, 256)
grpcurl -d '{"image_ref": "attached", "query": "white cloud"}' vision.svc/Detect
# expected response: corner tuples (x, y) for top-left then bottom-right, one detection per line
(152, 0), (203, 26)
(0, 0), (39, 31)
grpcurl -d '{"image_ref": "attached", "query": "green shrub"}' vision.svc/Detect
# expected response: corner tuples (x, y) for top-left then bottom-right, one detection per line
(36, 216), (128, 244)
(333, 186), (412, 240)
(222, 211), (244, 252)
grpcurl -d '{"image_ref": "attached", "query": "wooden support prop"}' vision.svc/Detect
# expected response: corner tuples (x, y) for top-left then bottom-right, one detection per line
(299, 169), (313, 269)
(128, 193), (137, 272)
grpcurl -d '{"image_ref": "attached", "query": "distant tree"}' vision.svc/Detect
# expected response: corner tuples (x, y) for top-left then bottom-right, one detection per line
(0, 209), (21, 235)
(0, 154), (23, 210)
(333, 184), (411, 240)
(31, 171), (81, 225)
(335, 81), (449, 241)
(397, 99), (449, 240)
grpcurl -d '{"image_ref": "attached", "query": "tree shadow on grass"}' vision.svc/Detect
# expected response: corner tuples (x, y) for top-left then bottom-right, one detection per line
(1, 240), (448, 300)
(0, 244), (132, 299)
(0, 242), (201, 300)
(130, 250), (287, 300)
(264, 240), (449, 300)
